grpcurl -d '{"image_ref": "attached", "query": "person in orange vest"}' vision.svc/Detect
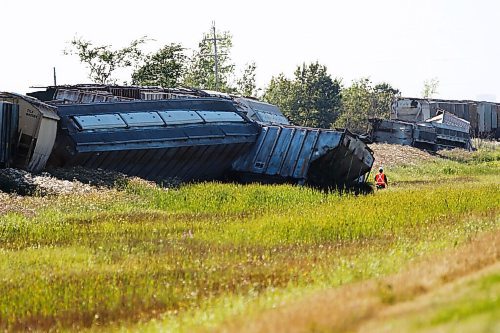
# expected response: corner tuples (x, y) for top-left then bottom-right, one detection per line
(375, 167), (388, 189)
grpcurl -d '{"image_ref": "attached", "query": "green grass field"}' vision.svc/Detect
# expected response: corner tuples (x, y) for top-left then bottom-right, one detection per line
(0, 147), (498, 332)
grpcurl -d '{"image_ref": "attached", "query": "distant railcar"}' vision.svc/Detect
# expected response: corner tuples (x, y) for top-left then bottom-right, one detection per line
(370, 110), (472, 150)
(391, 97), (499, 139)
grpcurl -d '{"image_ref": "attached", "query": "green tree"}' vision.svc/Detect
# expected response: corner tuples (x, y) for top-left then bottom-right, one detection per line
(373, 83), (400, 119)
(131, 43), (187, 87)
(421, 77), (439, 98)
(335, 78), (372, 133)
(236, 62), (257, 97)
(65, 37), (147, 84)
(264, 62), (342, 128)
(183, 28), (235, 92)
(263, 73), (297, 114)
(334, 78), (399, 133)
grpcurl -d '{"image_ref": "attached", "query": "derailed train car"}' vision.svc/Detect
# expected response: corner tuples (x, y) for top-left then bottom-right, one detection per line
(0, 93), (59, 171)
(391, 97), (499, 138)
(50, 99), (261, 182)
(0, 86), (374, 188)
(370, 112), (472, 151)
(370, 96), (500, 150)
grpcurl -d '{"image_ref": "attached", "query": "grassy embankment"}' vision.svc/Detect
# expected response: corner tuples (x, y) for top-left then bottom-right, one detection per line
(0, 147), (498, 332)
(357, 261), (500, 333)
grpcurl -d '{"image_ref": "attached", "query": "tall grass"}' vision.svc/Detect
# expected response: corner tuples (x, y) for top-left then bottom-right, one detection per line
(387, 147), (499, 185)
(0, 149), (498, 331)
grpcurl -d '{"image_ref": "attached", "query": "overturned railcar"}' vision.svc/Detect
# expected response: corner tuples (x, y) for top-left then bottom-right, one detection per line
(232, 125), (373, 187)
(370, 110), (472, 150)
(49, 99), (260, 182)
(392, 97), (499, 139)
(3, 85), (374, 188)
(0, 93), (59, 172)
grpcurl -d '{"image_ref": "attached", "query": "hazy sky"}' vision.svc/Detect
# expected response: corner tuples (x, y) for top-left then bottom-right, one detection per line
(1, 0), (499, 101)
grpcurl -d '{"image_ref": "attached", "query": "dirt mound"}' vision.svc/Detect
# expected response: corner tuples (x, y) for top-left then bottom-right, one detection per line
(369, 143), (438, 168)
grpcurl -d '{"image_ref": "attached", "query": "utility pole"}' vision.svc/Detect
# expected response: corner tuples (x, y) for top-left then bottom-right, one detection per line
(203, 21), (227, 91)
(53, 67), (57, 86)
(212, 22), (219, 90)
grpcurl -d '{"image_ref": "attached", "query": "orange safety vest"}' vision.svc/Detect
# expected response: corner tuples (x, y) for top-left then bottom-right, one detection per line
(375, 172), (386, 186)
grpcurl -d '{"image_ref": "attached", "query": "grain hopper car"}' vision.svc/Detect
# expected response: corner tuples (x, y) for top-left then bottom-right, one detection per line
(391, 97), (499, 139)
(368, 96), (498, 150)
(0, 85), (374, 188)
(370, 110), (472, 151)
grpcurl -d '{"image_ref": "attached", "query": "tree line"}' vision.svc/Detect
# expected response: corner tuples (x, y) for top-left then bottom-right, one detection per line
(66, 26), (400, 134)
